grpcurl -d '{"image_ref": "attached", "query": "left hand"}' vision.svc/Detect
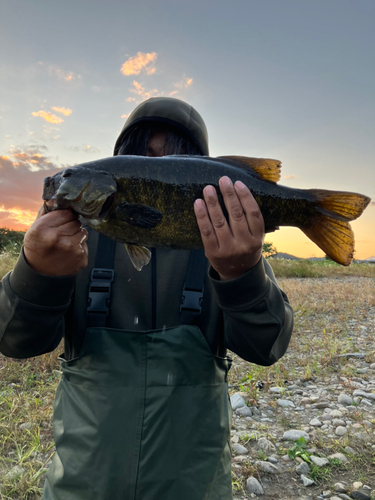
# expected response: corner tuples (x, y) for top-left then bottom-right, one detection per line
(194, 176), (265, 281)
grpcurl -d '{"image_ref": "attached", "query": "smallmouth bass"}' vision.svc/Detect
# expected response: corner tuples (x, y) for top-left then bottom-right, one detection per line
(42, 155), (371, 270)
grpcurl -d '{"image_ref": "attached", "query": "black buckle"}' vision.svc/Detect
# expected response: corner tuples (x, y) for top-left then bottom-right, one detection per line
(87, 268), (115, 316)
(180, 284), (204, 314)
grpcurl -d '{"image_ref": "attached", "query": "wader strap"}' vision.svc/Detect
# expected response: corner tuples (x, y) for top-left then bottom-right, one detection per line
(87, 234), (116, 328)
(180, 248), (207, 325)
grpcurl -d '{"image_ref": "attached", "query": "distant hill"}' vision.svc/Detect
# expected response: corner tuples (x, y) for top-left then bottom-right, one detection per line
(270, 252), (374, 264)
(270, 252), (324, 261)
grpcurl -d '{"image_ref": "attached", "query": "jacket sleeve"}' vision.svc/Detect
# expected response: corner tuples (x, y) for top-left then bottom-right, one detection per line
(0, 250), (76, 359)
(210, 257), (293, 366)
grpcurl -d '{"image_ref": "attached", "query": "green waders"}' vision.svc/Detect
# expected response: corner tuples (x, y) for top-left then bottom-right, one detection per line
(43, 325), (232, 500)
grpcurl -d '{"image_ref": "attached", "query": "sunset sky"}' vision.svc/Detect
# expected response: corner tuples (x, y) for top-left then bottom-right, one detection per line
(1, 0), (374, 259)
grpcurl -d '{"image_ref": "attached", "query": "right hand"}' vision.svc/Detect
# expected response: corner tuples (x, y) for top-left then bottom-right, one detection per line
(23, 204), (89, 276)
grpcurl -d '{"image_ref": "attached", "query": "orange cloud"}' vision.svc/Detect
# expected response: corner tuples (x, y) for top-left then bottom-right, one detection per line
(48, 66), (82, 82)
(32, 110), (64, 124)
(51, 107), (72, 116)
(120, 52), (157, 76)
(282, 175), (298, 180)
(130, 80), (160, 101)
(174, 75), (193, 90)
(0, 145), (60, 229)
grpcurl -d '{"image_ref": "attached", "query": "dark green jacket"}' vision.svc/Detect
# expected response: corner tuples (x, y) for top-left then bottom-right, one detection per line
(0, 227), (292, 363)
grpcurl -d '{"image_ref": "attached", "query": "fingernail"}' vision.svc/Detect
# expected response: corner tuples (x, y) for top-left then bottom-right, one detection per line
(220, 176), (232, 187)
(235, 180), (246, 190)
(204, 185), (215, 196)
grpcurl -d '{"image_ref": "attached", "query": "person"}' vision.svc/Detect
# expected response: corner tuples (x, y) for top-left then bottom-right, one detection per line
(0, 97), (293, 500)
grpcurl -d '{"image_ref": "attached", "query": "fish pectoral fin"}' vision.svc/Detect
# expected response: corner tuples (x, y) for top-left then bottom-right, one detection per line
(125, 243), (151, 271)
(116, 202), (163, 229)
(218, 156), (282, 183)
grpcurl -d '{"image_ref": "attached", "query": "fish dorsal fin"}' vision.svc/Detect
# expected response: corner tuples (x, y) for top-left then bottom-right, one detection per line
(218, 156), (282, 183)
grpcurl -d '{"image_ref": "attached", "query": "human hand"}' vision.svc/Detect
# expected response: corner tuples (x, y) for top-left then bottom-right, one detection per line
(194, 176), (264, 281)
(23, 203), (88, 276)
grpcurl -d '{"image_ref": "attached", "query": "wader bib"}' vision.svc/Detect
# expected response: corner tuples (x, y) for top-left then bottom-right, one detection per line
(43, 325), (233, 499)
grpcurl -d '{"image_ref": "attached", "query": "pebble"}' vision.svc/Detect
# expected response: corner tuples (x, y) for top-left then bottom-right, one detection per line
(334, 482), (347, 493)
(301, 474), (314, 486)
(277, 399), (295, 408)
(338, 393), (354, 405)
(257, 461), (279, 474)
(310, 456), (329, 467)
(257, 437), (276, 453)
(296, 462), (310, 475)
(246, 477), (264, 495)
(230, 393), (246, 410)
(282, 430), (310, 441)
(335, 426), (347, 436)
(232, 444), (248, 455)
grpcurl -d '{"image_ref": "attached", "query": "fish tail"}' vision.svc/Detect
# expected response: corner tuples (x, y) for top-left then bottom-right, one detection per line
(301, 190), (371, 266)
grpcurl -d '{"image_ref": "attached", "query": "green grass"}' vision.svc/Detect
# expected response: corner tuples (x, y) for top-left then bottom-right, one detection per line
(268, 258), (375, 278)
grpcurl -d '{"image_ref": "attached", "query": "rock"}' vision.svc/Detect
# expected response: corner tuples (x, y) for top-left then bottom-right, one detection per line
(236, 406), (252, 417)
(338, 393), (353, 405)
(321, 491), (332, 498)
(345, 446), (356, 455)
(353, 482), (363, 489)
(309, 417), (322, 427)
(330, 496), (343, 500)
(301, 474), (314, 486)
(257, 461), (279, 474)
(270, 386), (282, 393)
(310, 456), (329, 467)
(330, 410), (344, 417)
(257, 437), (276, 453)
(332, 418), (346, 426)
(277, 399), (295, 408)
(246, 477), (264, 495)
(283, 430), (310, 442)
(312, 401), (330, 409)
(328, 452), (349, 464)
(335, 426), (347, 436)
(350, 491), (371, 500)
(230, 393), (246, 410)
(334, 482), (347, 493)
(19, 422), (32, 430)
(232, 443), (248, 455)
(296, 462), (310, 475)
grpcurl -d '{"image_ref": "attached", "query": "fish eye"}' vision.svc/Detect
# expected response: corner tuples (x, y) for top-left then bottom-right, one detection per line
(63, 169), (74, 178)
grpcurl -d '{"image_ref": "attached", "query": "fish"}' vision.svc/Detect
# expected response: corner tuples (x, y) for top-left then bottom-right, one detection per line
(42, 155), (371, 270)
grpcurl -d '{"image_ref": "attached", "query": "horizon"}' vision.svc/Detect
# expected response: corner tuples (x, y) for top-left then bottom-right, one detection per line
(1, 1), (374, 260)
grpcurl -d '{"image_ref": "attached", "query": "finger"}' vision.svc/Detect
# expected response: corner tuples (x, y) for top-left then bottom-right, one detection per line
(194, 198), (219, 253)
(202, 184), (232, 240)
(38, 209), (79, 228)
(219, 176), (250, 239)
(234, 181), (264, 237)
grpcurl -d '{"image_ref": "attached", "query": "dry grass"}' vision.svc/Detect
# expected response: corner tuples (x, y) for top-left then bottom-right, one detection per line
(1, 255), (375, 497)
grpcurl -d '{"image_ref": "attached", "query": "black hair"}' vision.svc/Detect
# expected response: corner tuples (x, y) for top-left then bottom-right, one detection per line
(116, 122), (202, 157)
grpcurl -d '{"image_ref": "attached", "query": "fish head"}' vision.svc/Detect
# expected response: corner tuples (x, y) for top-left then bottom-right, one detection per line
(43, 166), (117, 219)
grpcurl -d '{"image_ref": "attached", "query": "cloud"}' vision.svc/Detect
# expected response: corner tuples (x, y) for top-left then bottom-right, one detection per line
(51, 107), (72, 116)
(47, 65), (81, 82)
(120, 52), (157, 76)
(65, 144), (101, 154)
(130, 80), (161, 101)
(370, 201), (375, 207)
(173, 75), (193, 90)
(121, 113), (130, 119)
(0, 145), (60, 227)
(32, 110), (64, 124)
(282, 175), (299, 180)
